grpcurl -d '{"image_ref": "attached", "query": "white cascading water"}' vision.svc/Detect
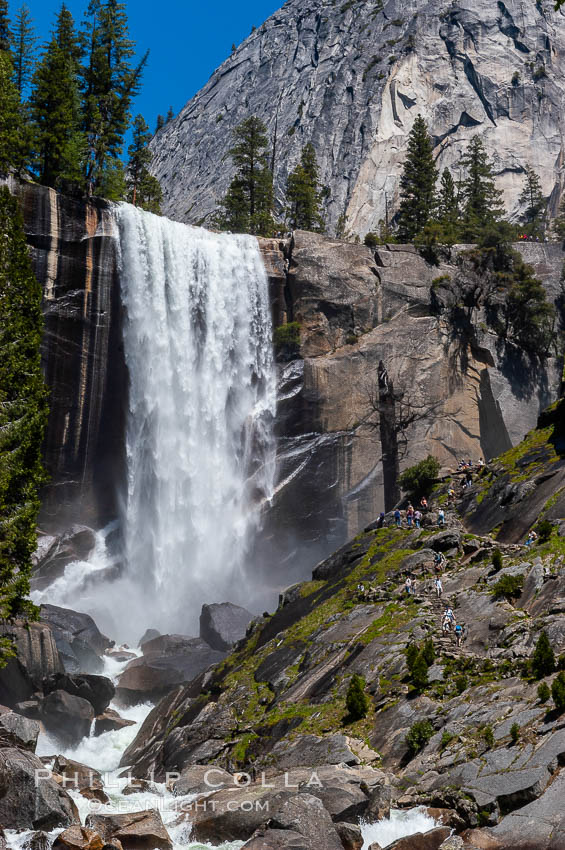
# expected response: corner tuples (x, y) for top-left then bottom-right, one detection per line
(32, 204), (276, 642)
(115, 204), (276, 635)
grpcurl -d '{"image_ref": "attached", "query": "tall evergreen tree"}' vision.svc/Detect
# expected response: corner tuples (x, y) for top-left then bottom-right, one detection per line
(460, 136), (505, 240)
(11, 4), (36, 97)
(396, 115), (438, 241)
(0, 1), (11, 53)
(215, 115), (275, 237)
(30, 6), (84, 188)
(286, 142), (325, 232)
(0, 188), (48, 647)
(126, 113), (162, 213)
(0, 50), (24, 175)
(519, 164), (546, 235)
(155, 114), (165, 132)
(436, 168), (460, 243)
(82, 0), (148, 197)
(166, 105), (174, 123)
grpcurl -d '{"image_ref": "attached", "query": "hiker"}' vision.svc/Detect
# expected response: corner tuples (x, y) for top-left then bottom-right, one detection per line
(525, 530), (538, 547)
(414, 509), (422, 529)
(465, 471), (473, 488)
(447, 487), (455, 505)
(406, 504), (414, 528)
(377, 511), (385, 529)
(394, 509), (402, 528)
(438, 508), (445, 528)
(478, 457), (485, 468)
(435, 576), (443, 598)
(405, 575), (413, 596)
(442, 604), (455, 633)
(455, 622), (465, 647)
(433, 551), (444, 573)
(420, 496), (428, 512)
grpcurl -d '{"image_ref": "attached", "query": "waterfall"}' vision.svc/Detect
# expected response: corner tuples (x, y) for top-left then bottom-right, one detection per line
(32, 205), (276, 642)
(115, 204), (277, 635)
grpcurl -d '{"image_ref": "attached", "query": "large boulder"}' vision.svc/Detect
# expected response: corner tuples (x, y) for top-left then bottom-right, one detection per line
(242, 829), (312, 848)
(43, 672), (115, 715)
(173, 764), (233, 796)
(199, 602), (254, 651)
(53, 826), (105, 850)
(52, 756), (108, 803)
(0, 621), (63, 707)
(267, 793), (344, 850)
(116, 638), (225, 705)
(189, 787), (295, 843)
(267, 734), (362, 770)
(0, 747), (78, 830)
(40, 604), (113, 674)
(41, 690), (95, 745)
(384, 829), (452, 850)
(0, 705), (40, 751)
(32, 526), (96, 591)
(93, 708), (135, 737)
(85, 810), (172, 850)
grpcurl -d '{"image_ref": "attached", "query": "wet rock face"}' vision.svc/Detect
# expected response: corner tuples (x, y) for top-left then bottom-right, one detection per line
(151, 0), (565, 235)
(199, 602), (255, 651)
(8, 179), (123, 533)
(40, 604), (113, 674)
(0, 747), (78, 830)
(0, 622), (63, 708)
(259, 234), (563, 579)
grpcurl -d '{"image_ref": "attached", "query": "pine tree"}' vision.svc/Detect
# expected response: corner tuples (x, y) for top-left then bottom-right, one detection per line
(0, 50), (24, 175)
(436, 168), (460, 242)
(460, 136), (505, 240)
(396, 115), (438, 241)
(286, 142), (325, 232)
(30, 6), (84, 188)
(0, 1), (11, 53)
(532, 630), (556, 679)
(11, 4), (36, 97)
(505, 256), (555, 355)
(519, 164), (546, 236)
(126, 113), (162, 213)
(553, 195), (565, 241)
(82, 0), (148, 196)
(0, 188), (48, 648)
(345, 674), (369, 721)
(155, 114), (165, 132)
(166, 105), (174, 123)
(126, 114), (151, 205)
(215, 115), (275, 237)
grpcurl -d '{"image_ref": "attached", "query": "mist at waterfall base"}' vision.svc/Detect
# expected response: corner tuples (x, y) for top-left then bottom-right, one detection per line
(33, 205), (277, 643)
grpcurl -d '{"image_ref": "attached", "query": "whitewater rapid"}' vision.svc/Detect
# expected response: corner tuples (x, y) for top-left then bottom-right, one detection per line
(33, 205), (277, 642)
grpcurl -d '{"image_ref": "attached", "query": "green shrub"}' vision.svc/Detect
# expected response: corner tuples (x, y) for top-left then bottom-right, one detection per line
(455, 674), (468, 695)
(535, 519), (553, 542)
(440, 730), (454, 751)
(405, 643), (419, 670)
(492, 549), (503, 572)
(345, 674), (370, 720)
(482, 725), (495, 749)
(399, 455), (441, 498)
(510, 723), (520, 744)
(274, 322), (301, 360)
(406, 719), (434, 756)
(532, 631), (556, 680)
(364, 231), (379, 248)
(552, 671), (565, 712)
(492, 573), (524, 601)
(538, 682), (551, 703)
(421, 638), (435, 667)
(411, 653), (429, 692)
(558, 654), (565, 671)
(511, 71), (521, 86)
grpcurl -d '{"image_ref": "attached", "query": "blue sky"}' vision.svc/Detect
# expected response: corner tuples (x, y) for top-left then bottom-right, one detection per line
(15, 0), (282, 132)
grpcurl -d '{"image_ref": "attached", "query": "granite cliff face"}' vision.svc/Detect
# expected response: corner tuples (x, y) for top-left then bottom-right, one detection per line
(8, 182), (564, 582)
(260, 232), (564, 578)
(6, 179), (124, 533)
(151, 0), (565, 236)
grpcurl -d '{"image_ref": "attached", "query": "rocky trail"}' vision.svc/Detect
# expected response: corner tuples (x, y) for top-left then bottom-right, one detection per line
(0, 400), (564, 850)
